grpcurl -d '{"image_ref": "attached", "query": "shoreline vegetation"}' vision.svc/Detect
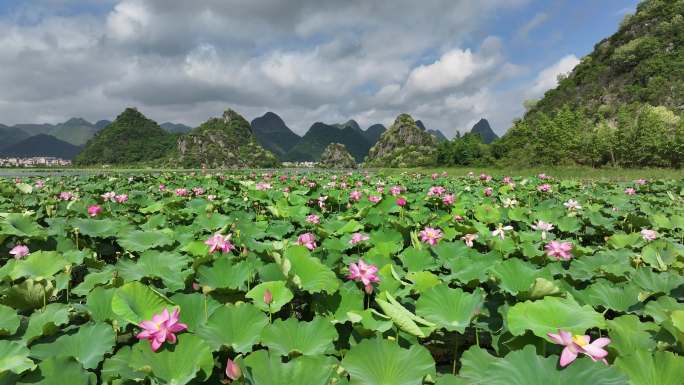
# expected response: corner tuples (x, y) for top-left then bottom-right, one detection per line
(1, 166), (683, 181)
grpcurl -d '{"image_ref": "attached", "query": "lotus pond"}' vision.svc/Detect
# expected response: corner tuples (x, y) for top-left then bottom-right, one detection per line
(0, 171), (683, 385)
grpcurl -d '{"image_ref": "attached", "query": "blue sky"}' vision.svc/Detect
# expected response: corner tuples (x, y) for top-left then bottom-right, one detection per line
(0, 0), (640, 137)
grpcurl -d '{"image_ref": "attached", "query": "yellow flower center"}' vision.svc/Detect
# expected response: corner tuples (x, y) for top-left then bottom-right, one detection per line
(572, 335), (588, 346)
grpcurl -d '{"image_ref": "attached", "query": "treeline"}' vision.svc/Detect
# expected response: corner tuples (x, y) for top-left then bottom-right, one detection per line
(437, 104), (684, 168)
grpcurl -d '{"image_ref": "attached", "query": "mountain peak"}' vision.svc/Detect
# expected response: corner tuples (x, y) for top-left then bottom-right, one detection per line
(251, 112), (300, 158)
(63, 117), (92, 126)
(470, 118), (498, 144)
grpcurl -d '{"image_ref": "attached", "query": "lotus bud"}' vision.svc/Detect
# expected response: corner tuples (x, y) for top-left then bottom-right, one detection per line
(263, 289), (273, 305)
(225, 358), (242, 381)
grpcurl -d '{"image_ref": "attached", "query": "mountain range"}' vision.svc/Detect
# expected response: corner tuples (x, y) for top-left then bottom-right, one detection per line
(1, 110), (482, 163)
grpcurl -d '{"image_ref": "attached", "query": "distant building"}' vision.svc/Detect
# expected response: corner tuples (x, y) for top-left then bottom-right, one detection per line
(0, 157), (72, 167)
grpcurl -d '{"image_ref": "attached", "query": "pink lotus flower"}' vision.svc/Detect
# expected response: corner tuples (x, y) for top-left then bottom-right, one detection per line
(453, 215), (464, 221)
(318, 196), (327, 209)
(531, 220), (554, 240)
(635, 179), (647, 185)
(175, 188), (188, 197)
(368, 195), (381, 203)
(207, 194), (216, 201)
(538, 173), (551, 180)
(547, 330), (611, 367)
(396, 197), (407, 207)
(483, 187), (493, 197)
(192, 187), (205, 196)
(159, 184), (166, 191)
(308, 182), (316, 188)
(420, 227), (443, 246)
(9, 245), (29, 259)
(376, 186), (385, 194)
(297, 233), (317, 250)
(349, 190), (362, 201)
(537, 184), (552, 193)
(640, 229), (658, 241)
(564, 199), (582, 210)
(205, 233), (235, 254)
(427, 186), (446, 197)
(431, 173), (439, 180)
(461, 234), (478, 247)
(502, 198), (518, 208)
(115, 194), (128, 203)
(348, 259), (380, 294)
(306, 214), (320, 224)
(226, 358), (242, 380)
(256, 182), (272, 191)
(442, 194), (455, 206)
(136, 308), (188, 352)
(479, 173), (492, 182)
(88, 205), (102, 217)
(390, 186), (402, 196)
(35, 180), (45, 189)
(58, 191), (75, 201)
(545, 241), (573, 260)
(624, 187), (636, 195)
(101, 192), (116, 202)
(502, 176), (513, 184)
(349, 232), (369, 245)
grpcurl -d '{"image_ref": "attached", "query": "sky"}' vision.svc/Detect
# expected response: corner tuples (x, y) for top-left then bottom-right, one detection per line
(0, 0), (639, 138)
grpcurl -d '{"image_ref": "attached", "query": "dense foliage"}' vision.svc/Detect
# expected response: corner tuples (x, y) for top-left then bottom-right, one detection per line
(494, 0), (684, 168)
(436, 133), (493, 167)
(284, 122), (374, 163)
(176, 109), (279, 169)
(1, 170), (682, 384)
(74, 108), (178, 166)
(365, 114), (438, 167)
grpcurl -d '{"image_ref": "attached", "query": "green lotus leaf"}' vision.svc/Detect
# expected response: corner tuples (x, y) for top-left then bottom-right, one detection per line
(197, 257), (252, 291)
(260, 317), (338, 356)
(575, 279), (641, 312)
(73, 218), (131, 238)
(406, 271), (441, 293)
(507, 296), (605, 339)
(10, 251), (68, 280)
(490, 258), (547, 295)
(347, 308), (394, 333)
(0, 304), (20, 336)
(341, 338), (435, 385)
(445, 251), (499, 284)
(0, 340), (35, 375)
(376, 292), (435, 338)
(474, 204), (501, 223)
(128, 334), (213, 385)
(117, 229), (174, 252)
(169, 292), (221, 332)
(70, 265), (116, 296)
(17, 356), (95, 385)
(415, 285), (484, 333)
(606, 315), (658, 356)
(111, 281), (173, 325)
(527, 277), (561, 299)
(30, 322), (115, 369)
(196, 303), (267, 352)
(607, 233), (641, 249)
(631, 269), (684, 295)
(243, 350), (338, 385)
(312, 281), (364, 323)
(245, 281), (294, 313)
(22, 303), (70, 344)
(0, 213), (45, 238)
(399, 247), (438, 272)
(615, 350), (684, 385)
(116, 251), (191, 291)
(672, 310), (684, 334)
(456, 345), (626, 385)
(286, 245), (340, 294)
(101, 346), (146, 384)
(2, 279), (55, 312)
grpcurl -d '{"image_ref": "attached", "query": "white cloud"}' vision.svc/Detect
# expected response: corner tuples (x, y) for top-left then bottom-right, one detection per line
(516, 12), (549, 41)
(529, 55), (580, 97)
(0, 0), (538, 138)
